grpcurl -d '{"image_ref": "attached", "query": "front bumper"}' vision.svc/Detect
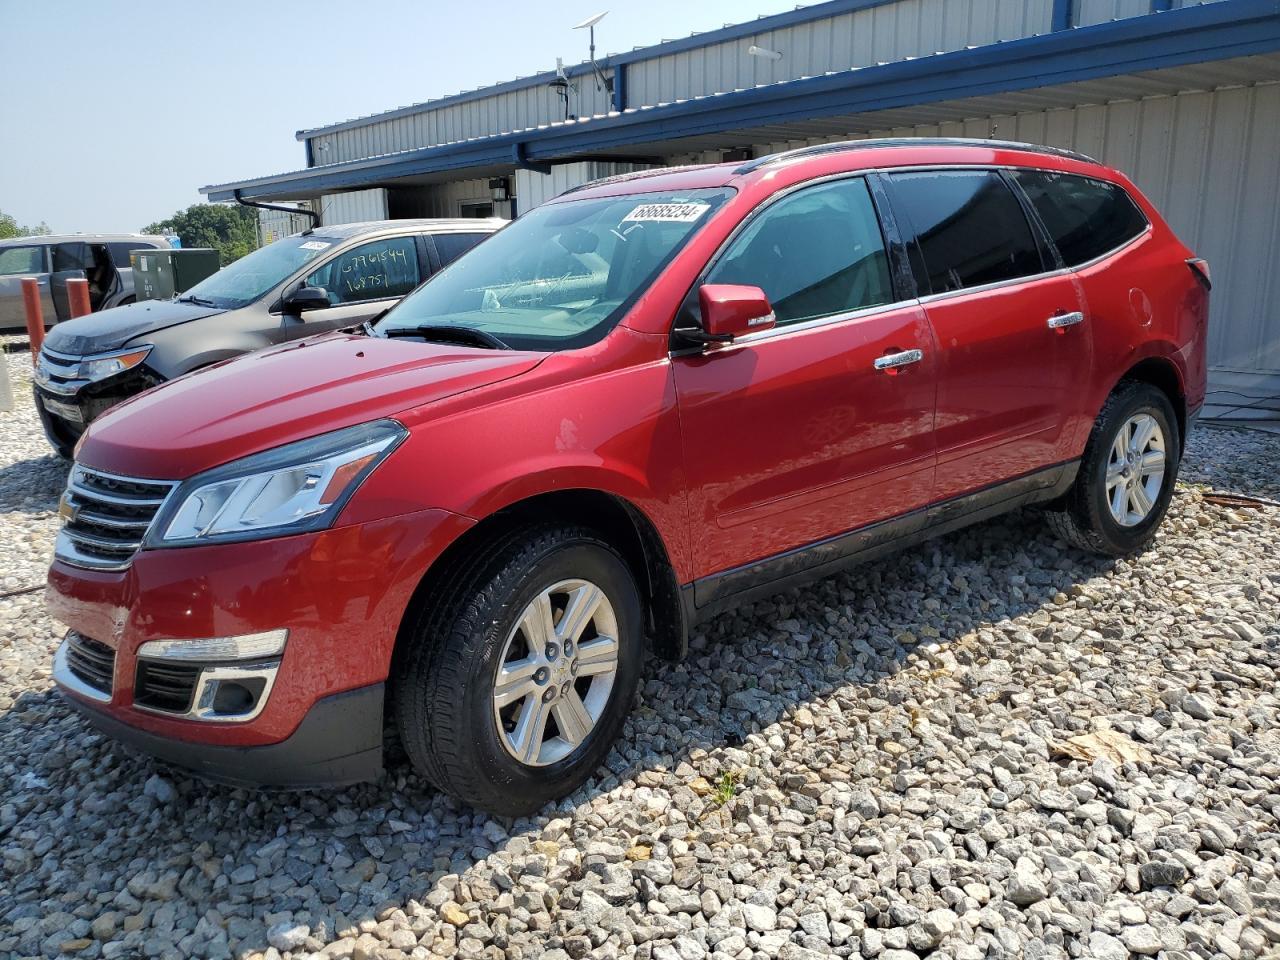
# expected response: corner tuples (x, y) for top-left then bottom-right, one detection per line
(62, 679), (386, 788)
(32, 365), (164, 454)
(47, 506), (474, 783)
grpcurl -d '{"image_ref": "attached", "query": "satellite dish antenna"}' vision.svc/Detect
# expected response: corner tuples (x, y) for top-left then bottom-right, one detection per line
(573, 11), (612, 94)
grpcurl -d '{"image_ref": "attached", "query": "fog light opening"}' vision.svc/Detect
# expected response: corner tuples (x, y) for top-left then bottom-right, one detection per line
(210, 677), (266, 716)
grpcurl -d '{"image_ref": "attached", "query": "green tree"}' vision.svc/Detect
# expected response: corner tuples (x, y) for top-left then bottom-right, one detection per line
(0, 210), (52, 239)
(143, 203), (258, 265)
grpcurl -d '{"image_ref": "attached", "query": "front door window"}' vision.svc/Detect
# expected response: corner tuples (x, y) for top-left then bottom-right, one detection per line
(304, 237), (422, 305)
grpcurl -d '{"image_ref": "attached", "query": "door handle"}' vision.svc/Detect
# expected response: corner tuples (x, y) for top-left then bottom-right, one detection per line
(874, 348), (924, 371)
(1047, 311), (1084, 330)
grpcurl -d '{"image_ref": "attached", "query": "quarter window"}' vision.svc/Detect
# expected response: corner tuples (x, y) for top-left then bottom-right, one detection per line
(0, 245), (44, 276)
(432, 233), (488, 266)
(305, 237), (421, 305)
(108, 242), (151, 269)
(890, 170), (1042, 294)
(1012, 170), (1149, 267)
(705, 177), (893, 326)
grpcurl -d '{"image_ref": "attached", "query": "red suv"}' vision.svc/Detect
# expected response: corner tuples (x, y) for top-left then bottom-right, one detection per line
(48, 140), (1208, 814)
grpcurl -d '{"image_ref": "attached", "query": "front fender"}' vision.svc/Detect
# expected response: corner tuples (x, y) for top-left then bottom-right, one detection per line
(343, 356), (694, 582)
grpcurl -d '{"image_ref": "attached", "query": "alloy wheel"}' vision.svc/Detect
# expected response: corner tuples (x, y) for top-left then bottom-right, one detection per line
(492, 579), (619, 766)
(1105, 413), (1166, 527)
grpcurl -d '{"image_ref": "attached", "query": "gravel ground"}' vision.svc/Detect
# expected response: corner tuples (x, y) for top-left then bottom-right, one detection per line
(1, 334), (1278, 960)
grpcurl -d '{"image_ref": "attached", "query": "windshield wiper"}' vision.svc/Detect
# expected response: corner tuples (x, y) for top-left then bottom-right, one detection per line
(382, 324), (510, 349)
(178, 294), (217, 307)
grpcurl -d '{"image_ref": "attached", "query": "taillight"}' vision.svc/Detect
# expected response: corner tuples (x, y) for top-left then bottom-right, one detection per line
(1186, 257), (1212, 291)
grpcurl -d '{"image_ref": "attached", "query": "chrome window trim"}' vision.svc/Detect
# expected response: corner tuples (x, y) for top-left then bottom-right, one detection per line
(1060, 222), (1152, 272)
(52, 635), (113, 703)
(916, 267), (1072, 306)
(726, 298), (920, 347)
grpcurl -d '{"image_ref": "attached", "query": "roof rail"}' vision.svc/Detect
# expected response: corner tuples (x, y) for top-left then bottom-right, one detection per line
(736, 137), (1100, 173)
(559, 164), (710, 196)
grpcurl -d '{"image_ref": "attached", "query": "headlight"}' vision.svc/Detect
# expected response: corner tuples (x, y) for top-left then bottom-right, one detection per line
(146, 420), (407, 547)
(81, 347), (152, 383)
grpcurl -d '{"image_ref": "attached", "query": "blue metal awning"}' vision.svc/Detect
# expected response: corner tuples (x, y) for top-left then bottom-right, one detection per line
(202, 0), (1280, 203)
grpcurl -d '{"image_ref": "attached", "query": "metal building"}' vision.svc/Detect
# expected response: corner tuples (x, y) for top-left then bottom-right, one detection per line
(202, 0), (1280, 392)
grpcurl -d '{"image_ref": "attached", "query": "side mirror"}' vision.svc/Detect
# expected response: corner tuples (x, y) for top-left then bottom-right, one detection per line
(697, 284), (776, 343)
(283, 285), (330, 315)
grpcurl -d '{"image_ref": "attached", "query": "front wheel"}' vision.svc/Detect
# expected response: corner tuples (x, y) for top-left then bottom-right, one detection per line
(393, 525), (643, 815)
(1047, 381), (1181, 556)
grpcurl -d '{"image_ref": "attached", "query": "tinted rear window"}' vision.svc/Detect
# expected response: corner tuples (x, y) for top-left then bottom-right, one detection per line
(1012, 170), (1149, 267)
(890, 170), (1043, 294)
(432, 233), (489, 265)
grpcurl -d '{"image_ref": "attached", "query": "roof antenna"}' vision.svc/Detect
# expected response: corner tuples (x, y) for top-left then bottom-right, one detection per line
(574, 11), (613, 94)
(548, 57), (576, 121)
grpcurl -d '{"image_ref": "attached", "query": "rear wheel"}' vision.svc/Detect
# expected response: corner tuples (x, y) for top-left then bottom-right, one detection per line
(1047, 381), (1180, 556)
(393, 525), (643, 815)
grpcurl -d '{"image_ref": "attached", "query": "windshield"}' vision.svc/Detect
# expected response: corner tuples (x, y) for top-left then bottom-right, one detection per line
(179, 235), (340, 309)
(376, 187), (733, 349)
(0, 246), (44, 276)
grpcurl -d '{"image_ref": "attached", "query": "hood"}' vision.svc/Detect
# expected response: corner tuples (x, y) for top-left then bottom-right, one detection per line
(43, 299), (225, 355)
(77, 333), (545, 479)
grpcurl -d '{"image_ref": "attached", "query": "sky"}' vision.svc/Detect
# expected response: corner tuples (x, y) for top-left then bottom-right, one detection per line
(0, 0), (803, 235)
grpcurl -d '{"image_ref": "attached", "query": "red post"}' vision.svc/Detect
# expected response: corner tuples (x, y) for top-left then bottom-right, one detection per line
(21, 277), (44, 362)
(67, 277), (92, 319)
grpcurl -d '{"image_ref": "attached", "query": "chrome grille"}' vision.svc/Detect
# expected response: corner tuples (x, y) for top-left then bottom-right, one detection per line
(65, 632), (115, 695)
(35, 347), (87, 397)
(55, 465), (177, 570)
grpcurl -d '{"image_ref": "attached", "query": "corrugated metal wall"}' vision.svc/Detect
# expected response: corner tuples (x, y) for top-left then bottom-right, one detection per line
(256, 206), (315, 245)
(389, 179), (515, 219)
(318, 188), (389, 225)
(1075, 0), (1151, 27)
(626, 0), (1054, 104)
(514, 162), (656, 212)
(1075, 0), (1228, 27)
(306, 0), (1057, 166)
(311, 75), (616, 165)
(729, 81), (1280, 377)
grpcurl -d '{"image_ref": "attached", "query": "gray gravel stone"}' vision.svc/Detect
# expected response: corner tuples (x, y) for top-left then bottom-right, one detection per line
(0, 337), (1277, 960)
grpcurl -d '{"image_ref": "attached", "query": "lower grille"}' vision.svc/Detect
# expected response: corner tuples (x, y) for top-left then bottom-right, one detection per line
(65, 632), (115, 695)
(56, 465), (177, 570)
(134, 660), (201, 714)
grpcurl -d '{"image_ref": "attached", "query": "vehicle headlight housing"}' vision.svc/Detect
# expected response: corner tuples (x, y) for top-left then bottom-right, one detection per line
(146, 420), (407, 547)
(81, 347), (153, 383)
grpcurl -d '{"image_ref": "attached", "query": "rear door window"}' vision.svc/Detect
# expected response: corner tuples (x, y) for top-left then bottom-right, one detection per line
(889, 170), (1043, 294)
(705, 177), (894, 326)
(432, 232), (489, 266)
(52, 242), (91, 273)
(304, 236), (422, 305)
(1011, 170), (1149, 267)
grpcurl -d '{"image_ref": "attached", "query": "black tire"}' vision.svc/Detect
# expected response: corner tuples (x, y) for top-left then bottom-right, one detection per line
(393, 524), (643, 816)
(1047, 381), (1180, 556)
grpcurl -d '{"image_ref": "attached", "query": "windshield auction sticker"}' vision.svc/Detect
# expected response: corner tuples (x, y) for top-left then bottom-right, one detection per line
(299, 241), (332, 251)
(622, 202), (711, 223)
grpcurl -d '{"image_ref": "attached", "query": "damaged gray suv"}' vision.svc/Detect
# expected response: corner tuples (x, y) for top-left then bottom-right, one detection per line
(33, 218), (503, 456)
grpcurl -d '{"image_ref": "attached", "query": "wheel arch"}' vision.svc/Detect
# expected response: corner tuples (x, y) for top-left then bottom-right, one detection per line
(397, 488), (689, 667)
(1114, 353), (1187, 451)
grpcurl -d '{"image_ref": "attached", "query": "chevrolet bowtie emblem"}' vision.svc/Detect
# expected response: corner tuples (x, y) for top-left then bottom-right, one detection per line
(58, 494), (79, 525)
